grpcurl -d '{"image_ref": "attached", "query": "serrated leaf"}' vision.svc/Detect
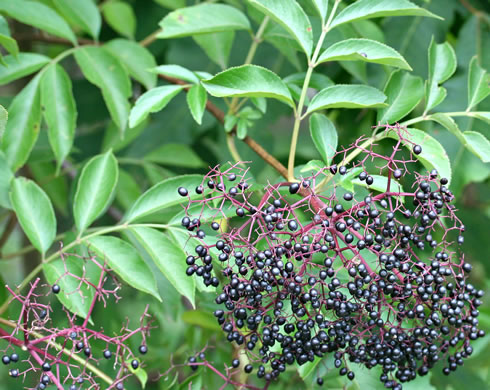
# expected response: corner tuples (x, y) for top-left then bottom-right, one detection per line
(101, 0), (136, 39)
(157, 3), (250, 38)
(425, 39), (456, 112)
(10, 177), (56, 254)
(52, 0), (101, 39)
(202, 65), (294, 107)
(331, 0), (441, 28)
(309, 113), (337, 165)
(307, 84), (386, 114)
(0, 150), (12, 209)
(194, 31), (234, 69)
(428, 113), (465, 143)
(104, 39), (157, 90)
(0, 0), (76, 44)
(311, 0), (328, 22)
(317, 38), (411, 70)
(471, 111), (490, 125)
(74, 46), (131, 134)
(377, 70), (423, 123)
(40, 64), (77, 170)
(129, 85), (183, 128)
(74, 150), (118, 233)
(0, 53), (50, 86)
(130, 227), (195, 307)
(43, 256), (97, 319)
(0, 34), (18, 58)
(467, 56), (490, 110)
(124, 175), (203, 222)
(1, 75), (42, 171)
(384, 127), (451, 183)
(87, 236), (161, 301)
(187, 83), (207, 125)
(463, 131), (490, 163)
(150, 64), (200, 84)
(248, 0), (313, 57)
(145, 144), (205, 168)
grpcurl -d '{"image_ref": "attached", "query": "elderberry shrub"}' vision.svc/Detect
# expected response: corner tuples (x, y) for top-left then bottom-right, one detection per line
(178, 126), (484, 389)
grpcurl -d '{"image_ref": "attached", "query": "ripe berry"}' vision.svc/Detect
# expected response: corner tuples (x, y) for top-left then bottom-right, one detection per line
(413, 144), (422, 154)
(343, 192), (353, 201)
(288, 220), (298, 231)
(317, 377), (324, 385)
(2, 355), (10, 365)
(84, 347), (91, 357)
(76, 342), (84, 351)
(39, 309), (47, 319)
(51, 284), (60, 294)
(244, 364), (253, 373)
(231, 359), (240, 368)
(42, 362), (51, 371)
(289, 183), (300, 194)
(393, 169), (402, 178)
(116, 383), (124, 390)
(10, 353), (18, 362)
(195, 185), (203, 194)
(41, 375), (50, 384)
(178, 187), (188, 197)
(69, 385), (77, 390)
(9, 368), (19, 378)
(339, 166), (347, 175)
(131, 359), (139, 369)
(103, 350), (112, 359)
(139, 345), (148, 354)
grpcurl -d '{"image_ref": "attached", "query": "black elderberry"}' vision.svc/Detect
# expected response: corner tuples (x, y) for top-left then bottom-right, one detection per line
(289, 183), (300, 194)
(188, 356), (198, 371)
(393, 169), (402, 178)
(103, 350), (112, 359)
(244, 364), (253, 373)
(177, 187), (188, 197)
(329, 164), (337, 174)
(10, 353), (18, 362)
(366, 176), (374, 185)
(51, 284), (61, 294)
(288, 220), (298, 231)
(41, 375), (50, 384)
(236, 208), (245, 217)
(317, 377), (324, 385)
(9, 368), (19, 378)
(2, 355), (9, 365)
(115, 383), (124, 390)
(343, 192), (353, 201)
(131, 359), (139, 369)
(211, 222), (220, 230)
(84, 347), (91, 357)
(232, 359), (240, 368)
(69, 385), (77, 390)
(42, 362), (51, 371)
(39, 309), (47, 319)
(76, 342), (84, 351)
(339, 166), (347, 175)
(413, 144), (422, 154)
(139, 345), (148, 354)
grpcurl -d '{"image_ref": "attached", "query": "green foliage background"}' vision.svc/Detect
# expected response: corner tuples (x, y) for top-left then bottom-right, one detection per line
(0, 0), (488, 389)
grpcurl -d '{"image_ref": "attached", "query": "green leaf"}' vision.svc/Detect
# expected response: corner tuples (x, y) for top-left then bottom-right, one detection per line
(129, 85), (184, 128)
(425, 39), (456, 112)
(182, 310), (221, 331)
(157, 4), (250, 39)
(248, 0), (313, 57)
(74, 46), (131, 133)
(1, 75), (42, 171)
(150, 64), (200, 84)
(352, 174), (405, 200)
(187, 84), (207, 125)
(0, 33), (18, 58)
(463, 131), (490, 163)
(124, 175), (203, 222)
(297, 358), (321, 379)
(40, 64), (77, 170)
(101, 119), (148, 153)
(0, 53), (50, 86)
(115, 169), (141, 211)
(145, 144), (205, 168)
(428, 113), (465, 144)
(0, 0), (76, 44)
(130, 227), (196, 307)
(472, 111), (490, 125)
(74, 150), (119, 233)
(9, 177), (56, 254)
(101, 0), (136, 39)
(377, 70), (423, 123)
(0, 103), (6, 137)
(0, 150), (12, 209)
(309, 113), (337, 165)
(29, 161), (68, 215)
(52, 0), (101, 40)
(467, 56), (490, 110)
(307, 84), (386, 114)
(202, 65), (294, 107)
(317, 38), (411, 70)
(128, 361), (147, 388)
(178, 373), (202, 390)
(331, 0), (441, 28)
(43, 256), (96, 319)
(384, 127), (451, 183)
(194, 31), (234, 69)
(87, 236), (161, 301)
(311, 0), (328, 22)
(104, 39), (157, 90)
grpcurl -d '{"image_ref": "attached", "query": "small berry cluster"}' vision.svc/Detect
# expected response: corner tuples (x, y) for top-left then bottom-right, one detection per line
(176, 126), (484, 389)
(1, 250), (152, 390)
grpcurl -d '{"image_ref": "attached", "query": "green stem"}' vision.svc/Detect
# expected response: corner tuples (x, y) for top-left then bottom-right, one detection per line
(400, 111), (486, 127)
(226, 133), (245, 167)
(0, 317), (114, 386)
(287, 0), (341, 181)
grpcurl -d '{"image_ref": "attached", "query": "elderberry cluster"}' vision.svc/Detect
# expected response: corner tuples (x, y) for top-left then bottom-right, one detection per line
(177, 129), (484, 389)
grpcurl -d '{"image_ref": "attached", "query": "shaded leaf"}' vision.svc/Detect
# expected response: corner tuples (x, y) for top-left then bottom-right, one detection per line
(318, 38), (411, 70)
(74, 150), (119, 233)
(115, 169), (141, 211)
(467, 56), (490, 110)
(311, 0), (328, 22)
(129, 85), (183, 128)
(463, 131), (490, 163)
(105, 39), (157, 90)
(101, 0), (136, 39)
(10, 177), (56, 254)
(187, 83), (207, 125)
(182, 310), (221, 331)
(248, 0), (313, 57)
(74, 46), (131, 133)
(87, 236), (161, 301)
(0, 53), (50, 86)
(0, 150), (12, 209)
(194, 31), (234, 69)
(145, 144), (205, 168)
(0, 103), (6, 137)
(471, 111), (490, 125)
(52, 0), (101, 39)
(29, 161), (69, 215)
(124, 175), (203, 222)
(309, 113), (337, 165)
(0, 0), (76, 44)
(307, 84), (386, 114)
(0, 34), (18, 58)
(377, 70), (423, 123)
(130, 227), (196, 307)
(202, 65), (294, 107)
(331, 0), (441, 28)
(1, 75), (42, 171)
(40, 64), (77, 170)
(157, 4), (250, 38)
